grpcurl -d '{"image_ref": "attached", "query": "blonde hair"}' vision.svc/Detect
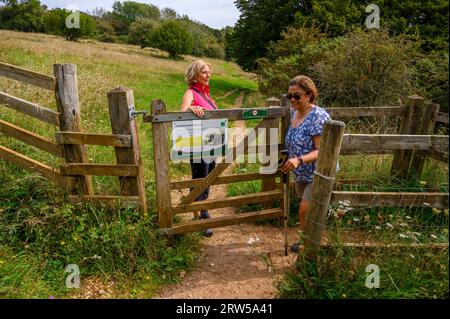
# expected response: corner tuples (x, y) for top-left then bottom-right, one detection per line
(289, 75), (318, 104)
(185, 59), (211, 85)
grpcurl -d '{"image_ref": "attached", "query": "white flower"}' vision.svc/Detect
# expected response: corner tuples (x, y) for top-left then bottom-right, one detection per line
(247, 237), (260, 245)
(430, 234), (438, 239)
(386, 223), (394, 229)
(375, 226), (381, 230)
(353, 217), (359, 222)
(399, 233), (408, 238)
(400, 223), (408, 227)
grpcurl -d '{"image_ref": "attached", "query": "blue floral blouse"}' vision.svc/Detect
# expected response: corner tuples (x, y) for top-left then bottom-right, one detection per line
(285, 105), (331, 183)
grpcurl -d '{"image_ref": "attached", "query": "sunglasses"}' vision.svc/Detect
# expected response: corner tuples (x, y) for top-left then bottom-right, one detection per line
(286, 93), (305, 100)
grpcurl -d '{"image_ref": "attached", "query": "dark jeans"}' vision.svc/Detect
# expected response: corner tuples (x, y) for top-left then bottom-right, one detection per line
(190, 158), (216, 203)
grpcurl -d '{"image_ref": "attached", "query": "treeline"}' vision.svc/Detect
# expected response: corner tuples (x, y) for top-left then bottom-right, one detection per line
(0, 0), (227, 59)
(226, 0), (449, 111)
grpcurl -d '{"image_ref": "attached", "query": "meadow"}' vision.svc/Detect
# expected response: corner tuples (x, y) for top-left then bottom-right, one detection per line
(0, 30), (448, 299)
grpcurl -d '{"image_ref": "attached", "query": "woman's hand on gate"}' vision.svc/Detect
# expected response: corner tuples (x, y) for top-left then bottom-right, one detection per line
(188, 105), (205, 117)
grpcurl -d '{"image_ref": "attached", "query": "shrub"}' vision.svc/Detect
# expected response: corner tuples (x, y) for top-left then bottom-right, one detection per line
(152, 20), (193, 58)
(128, 18), (159, 49)
(257, 28), (420, 107)
(44, 8), (97, 41)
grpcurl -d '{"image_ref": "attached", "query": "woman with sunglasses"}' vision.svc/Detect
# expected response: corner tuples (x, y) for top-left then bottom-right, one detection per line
(281, 75), (331, 253)
(180, 59), (218, 237)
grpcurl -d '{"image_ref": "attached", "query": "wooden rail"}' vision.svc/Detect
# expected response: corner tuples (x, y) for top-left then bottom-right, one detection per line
(0, 92), (60, 126)
(0, 62), (57, 91)
(60, 163), (139, 177)
(325, 106), (405, 118)
(55, 132), (132, 147)
(331, 191), (449, 209)
(0, 119), (63, 157)
(434, 112), (449, 124)
(341, 134), (448, 153)
(173, 190), (284, 214)
(145, 106), (286, 123)
(0, 145), (66, 186)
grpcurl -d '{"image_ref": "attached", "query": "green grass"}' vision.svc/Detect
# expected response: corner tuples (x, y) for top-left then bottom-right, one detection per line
(0, 30), (258, 298)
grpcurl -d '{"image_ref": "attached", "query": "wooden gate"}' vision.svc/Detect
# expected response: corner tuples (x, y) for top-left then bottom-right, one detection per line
(144, 97), (291, 236)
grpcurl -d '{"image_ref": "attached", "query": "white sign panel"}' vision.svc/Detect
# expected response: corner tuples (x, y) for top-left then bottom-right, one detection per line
(171, 119), (228, 160)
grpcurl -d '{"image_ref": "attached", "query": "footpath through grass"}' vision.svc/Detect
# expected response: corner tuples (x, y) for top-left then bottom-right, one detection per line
(0, 30), (261, 298)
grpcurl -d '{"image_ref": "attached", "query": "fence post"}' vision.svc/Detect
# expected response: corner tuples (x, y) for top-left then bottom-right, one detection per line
(261, 97), (280, 208)
(409, 103), (440, 180)
(151, 99), (173, 234)
(390, 95), (424, 179)
(107, 87), (148, 213)
(301, 120), (345, 266)
(53, 63), (94, 195)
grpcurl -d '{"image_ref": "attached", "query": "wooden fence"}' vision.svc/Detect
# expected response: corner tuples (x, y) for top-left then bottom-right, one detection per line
(0, 62), (147, 212)
(299, 95), (449, 265)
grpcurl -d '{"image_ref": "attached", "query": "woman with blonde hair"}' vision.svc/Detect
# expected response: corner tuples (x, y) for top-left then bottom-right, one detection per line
(180, 59), (218, 237)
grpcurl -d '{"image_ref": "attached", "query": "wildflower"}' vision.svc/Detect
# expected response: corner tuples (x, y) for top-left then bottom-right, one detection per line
(400, 223), (408, 227)
(398, 233), (408, 238)
(386, 223), (394, 229)
(432, 208), (442, 215)
(374, 226), (381, 230)
(342, 200), (351, 207)
(353, 217), (359, 222)
(430, 234), (438, 239)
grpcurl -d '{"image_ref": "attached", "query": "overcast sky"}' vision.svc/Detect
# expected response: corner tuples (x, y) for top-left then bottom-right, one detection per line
(40, 0), (240, 29)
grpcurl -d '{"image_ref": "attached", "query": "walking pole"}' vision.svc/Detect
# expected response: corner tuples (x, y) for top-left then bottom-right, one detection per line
(279, 150), (289, 256)
(283, 171), (289, 256)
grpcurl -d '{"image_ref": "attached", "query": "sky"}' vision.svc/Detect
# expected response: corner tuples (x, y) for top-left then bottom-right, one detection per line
(40, 0), (240, 29)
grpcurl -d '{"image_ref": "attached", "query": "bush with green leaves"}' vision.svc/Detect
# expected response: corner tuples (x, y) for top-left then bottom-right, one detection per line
(43, 8), (97, 41)
(257, 28), (419, 107)
(152, 20), (193, 58)
(0, 0), (46, 32)
(128, 18), (160, 49)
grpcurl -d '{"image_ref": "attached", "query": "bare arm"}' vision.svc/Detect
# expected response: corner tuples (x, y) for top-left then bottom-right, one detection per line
(181, 89), (204, 117)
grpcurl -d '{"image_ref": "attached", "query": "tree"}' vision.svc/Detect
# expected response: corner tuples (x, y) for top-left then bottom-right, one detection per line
(0, 0), (46, 32)
(128, 18), (159, 48)
(44, 8), (97, 41)
(152, 20), (193, 58)
(111, 1), (160, 34)
(161, 7), (178, 20)
(229, 0), (305, 71)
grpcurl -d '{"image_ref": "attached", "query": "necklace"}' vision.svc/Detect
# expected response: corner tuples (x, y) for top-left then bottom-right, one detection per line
(293, 105), (313, 127)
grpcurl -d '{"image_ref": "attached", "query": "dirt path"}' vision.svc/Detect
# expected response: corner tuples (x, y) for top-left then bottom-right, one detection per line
(156, 91), (299, 299)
